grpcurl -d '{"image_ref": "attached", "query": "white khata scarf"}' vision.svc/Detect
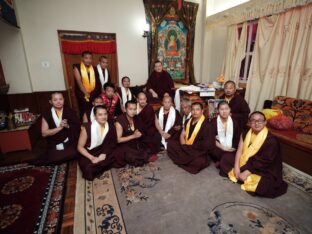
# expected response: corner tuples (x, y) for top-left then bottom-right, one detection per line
(159, 106), (176, 149)
(97, 64), (109, 87)
(182, 112), (192, 125)
(89, 107), (95, 122)
(88, 120), (109, 150)
(217, 115), (233, 149)
(121, 86), (132, 107)
(51, 107), (68, 150)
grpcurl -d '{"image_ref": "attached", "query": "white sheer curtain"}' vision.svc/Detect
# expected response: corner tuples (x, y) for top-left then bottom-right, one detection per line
(223, 22), (248, 84)
(245, 4), (312, 111)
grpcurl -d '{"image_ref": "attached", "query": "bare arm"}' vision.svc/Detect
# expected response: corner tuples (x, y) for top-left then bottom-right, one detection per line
(82, 113), (88, 123)
(115, 122), (138, 143)
(77, 127), (96, 161)
(180, 128), (186, 145)
(73, 67), (88, 95)
(148, 88), (158, 98)
(234, 135), (244, 178)
(41, 117), (63, 137)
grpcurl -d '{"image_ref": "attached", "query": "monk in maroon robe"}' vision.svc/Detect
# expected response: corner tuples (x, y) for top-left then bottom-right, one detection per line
(146, 60), (175, 103)
(137, 92), (161, 157)
(82, 96), (104, 123)
(220, 111), (288, 198)
(78, 106), (117, 180)
(167, 102), (211, 174)
(114, 100), (151, 167)
(40, 92), (80, 164)
(116, 76), (134, 113)
(155, 96), (182, 149)
(95, 56), (111, 89)
(73, 51), (102, 118)
(220, 80), (250, 130)
(208, 101), (241, 165)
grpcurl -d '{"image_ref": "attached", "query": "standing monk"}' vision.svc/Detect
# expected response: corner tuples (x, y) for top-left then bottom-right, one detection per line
(220, 80), (250, 130)
(78, 105), (117, 181)
(136, 92), (161, 158)
(167, 102), (211, 174)
(220, 111), (288, 198)
(101, 83), (122, 120)
(146, 60), (175, 103)
(40, 92), (80, 164)
(96, 56), (111, 89)
(155, 96), (182, 149)
(73, 51), (101, 118)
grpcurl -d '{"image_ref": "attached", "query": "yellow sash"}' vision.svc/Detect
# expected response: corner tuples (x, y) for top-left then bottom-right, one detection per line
(185, 115), (205, 145)
(100, 126), (105, 137)
(56, 110), (62, 119)
(80, 62), (96, 93)
(228, 127), (268, 192)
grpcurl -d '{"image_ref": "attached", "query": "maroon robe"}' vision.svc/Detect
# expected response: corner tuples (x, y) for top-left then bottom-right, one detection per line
(73, 64), (102, 117)
(78, 122), (117, 181)
(137, 104), (161, 154)
(208, 117), (241, 162)
(167, 118), (212, 174)
(220, 131), (288, 198)
(40, 106), (80, 164)
(101, 93), (122, 119)
(156, 108), (182, 142)
(95, 67), (111, 87)
(146, 70), (175, 103)
(113, 114), (150, 167)
(220, 94), (250, 130)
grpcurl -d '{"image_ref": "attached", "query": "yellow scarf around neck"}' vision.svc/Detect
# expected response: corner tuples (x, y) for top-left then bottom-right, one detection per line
(228, 127), (268, 192)
(185, 115), (205, 145)
(80, 62), (96, 93)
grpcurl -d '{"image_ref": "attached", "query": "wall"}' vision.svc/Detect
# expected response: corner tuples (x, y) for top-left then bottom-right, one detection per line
(0, 20), (32, 94)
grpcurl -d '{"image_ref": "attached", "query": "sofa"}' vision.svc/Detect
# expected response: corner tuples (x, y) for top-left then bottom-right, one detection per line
(266, 96), (312, 175)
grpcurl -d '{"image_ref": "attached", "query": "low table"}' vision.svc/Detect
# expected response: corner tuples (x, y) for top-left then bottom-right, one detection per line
(0, 120), (41, 154)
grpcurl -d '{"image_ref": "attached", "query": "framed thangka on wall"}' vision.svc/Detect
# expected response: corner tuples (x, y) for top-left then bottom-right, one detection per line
(157, 7), (187, 81)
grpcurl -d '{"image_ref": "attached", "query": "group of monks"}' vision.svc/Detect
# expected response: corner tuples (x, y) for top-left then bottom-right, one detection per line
(39, 51), (288, 199)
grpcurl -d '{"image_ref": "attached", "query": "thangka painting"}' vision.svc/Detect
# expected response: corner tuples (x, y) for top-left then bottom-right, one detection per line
(157, 7), (188, 81)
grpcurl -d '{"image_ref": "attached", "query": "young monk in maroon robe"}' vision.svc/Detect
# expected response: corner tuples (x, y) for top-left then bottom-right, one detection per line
(220, 111), (288, 198)
(73, 51), (102, 118)
(114, 100), (151, 167)
(155, 96), (182, 149)
(40, 92), (80, 164)
(209, 101), (241, 167)
(101, 82), (122, 120)
(78, 105), (117, 181)
(82, 96), (104, 123)
(220, 80), (250, 130)
(146, 60), (175, 103)
(116, 76), (133, 113)
(167, 102), (211, 174)
(136, 92), (161, 159)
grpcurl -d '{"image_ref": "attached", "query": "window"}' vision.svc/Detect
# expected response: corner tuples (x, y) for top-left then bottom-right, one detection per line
(238, 21), (258, 83)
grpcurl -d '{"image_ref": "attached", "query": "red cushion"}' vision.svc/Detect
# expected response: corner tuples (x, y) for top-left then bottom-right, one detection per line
(268, 114), (294, 130)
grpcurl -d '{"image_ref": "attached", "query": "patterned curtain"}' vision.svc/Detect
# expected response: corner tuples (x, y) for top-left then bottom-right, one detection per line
(177, 2), (198, 84)
(143, 0), (198, 84)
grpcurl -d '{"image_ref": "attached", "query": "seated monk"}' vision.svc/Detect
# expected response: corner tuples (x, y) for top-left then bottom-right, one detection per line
(167, 102), (211, 174)
(220, 111), (288, 198)
(155, 96), (182, 149)
(208, 101), (241, 167)
(78, 105), (117, 181)
(82, 96), (104, 123)
(101, 82), (122, 120)
(220, 80), (250, 130)
(40, 92), (80, 164)
(114, 100), (151, 167)
(116, 76), (133, 113)
(146, 60), (175, 103)
(136, 92), (161, 158)
(181, 98), (192, 126)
